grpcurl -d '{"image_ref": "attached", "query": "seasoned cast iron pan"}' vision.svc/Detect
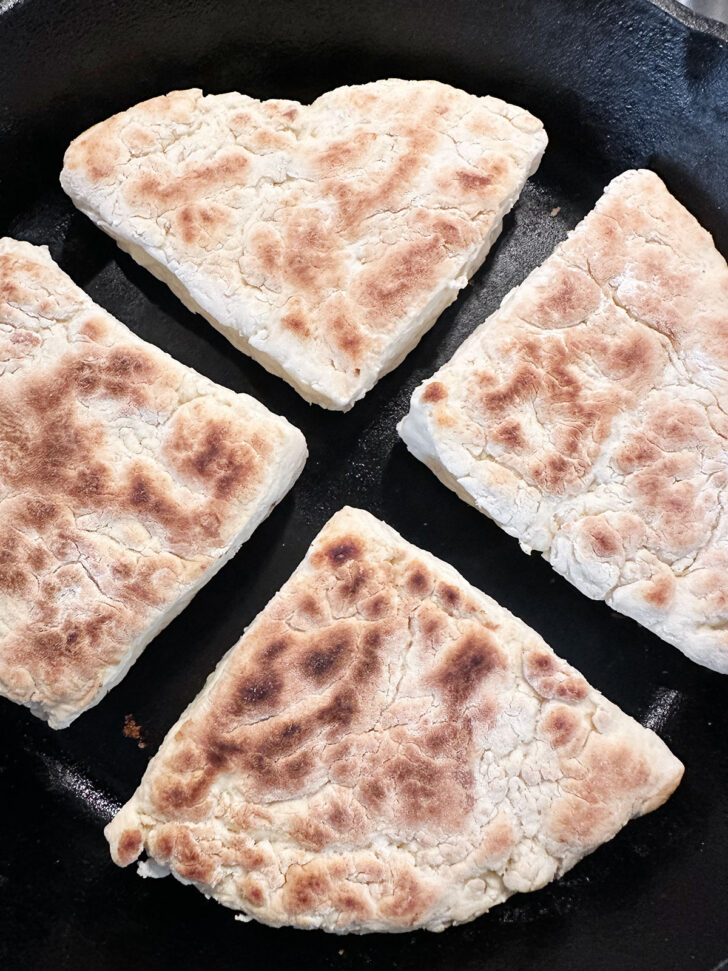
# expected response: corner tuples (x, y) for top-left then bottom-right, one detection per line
(1, 0), (727, 967)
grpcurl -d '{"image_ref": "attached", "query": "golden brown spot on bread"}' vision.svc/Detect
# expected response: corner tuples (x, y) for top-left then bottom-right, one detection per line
(281, 309), (311, 338)
(404, 564), (432, 598)
(337, 566), (368, 599)
(249, 225), (283, 277)
(431, 631), (506, 709)
(328, 124), (434, 235)
(281, 862), (333, 915)
(232, 842), (266, 871)
(0, 253), (83, 323)
(68, 129), (124, 183)
(163, 617), (376, 808)
(300, 637), (349, 682)
(321, 536), (363, 566)
(9, 329), (41, 347)
(358, 777), (385, 808)
(122, 123), (156, 154)
(277, 210), (341, 293)
(532, 454), (574, 494)
(173, 203), (230, 249)
(0, 537), (32, 597)
(687, 567), (728, 615)
(246, 883), (264, 906)
(126, 151), (251, 211)
(172, 829), (216, 885)
(644, 572), (675, 609)
(636, 468), (692, 521)
(378, 865), (435, 924)
(314, 131), (377, 175)
(585, 520), (620, 559)
(154, 831), (175, 861)
(473, 815), (515, 867)
(354, 629), (384, 679)
(327, 311), (364, 360)
(164, 406), (268, 503)
(423, 723), (457, 754)
(555, 678), (589, 702)
(492, 417), (525, 451)
(551, 738), (653, 846)
(437, 582), (461, 611)
(229, 110), (252, 131)
(262, 637), (290, 661)
(233, 672), (283, 712)
(614, 433), (661, 473)
(630, 454), (703, 553)
(289, 816), (332, 851)
(316, 690), (359, 730)
(431, 213), (468, 248)
(603, 330), (658, 379)
(323, 799), (366, 836)
(117, 828), (143, 866)
(455, 169), (492, 193)
(123, 464), (217, 549)
(153, 776), (204, 815)
(542, 705), (581, 748)
(359, 591), (391, 619)
(550, 797), (610, 845)
(248, 127), (291, 151)
(359, 735), (474, 831)
(524, 647), (588, 702)
(472, 319), (661, 494)
(334, 887), (374, 923)
(0, 568), (30, 597)
(79, 317), (108, 342)
(583, 741), (651, 797)
(357, 236), (444, 322)
(58, 345), (154, 406)
(414, 603), (449, 644)
(20, 499), (58, 529)
(422, 381), (447, 404)
(282, 752), (314, 784)
(28, 546), (51, 573)
(535, 270), (596, 324)
(479, 363), (541, 416)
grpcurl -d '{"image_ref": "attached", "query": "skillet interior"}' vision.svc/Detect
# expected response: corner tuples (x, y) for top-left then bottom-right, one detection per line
(0, 0), (727, 967)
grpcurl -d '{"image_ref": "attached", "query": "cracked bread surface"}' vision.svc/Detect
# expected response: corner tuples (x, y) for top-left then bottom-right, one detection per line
(106, 507), (682, 933)
(60, 80), (547, 410)
(0, 238), (307, 728)
(399, 169), (728, 673)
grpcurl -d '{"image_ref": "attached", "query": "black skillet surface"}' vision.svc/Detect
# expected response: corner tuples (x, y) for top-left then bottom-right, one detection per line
(1, 0), (727, 967)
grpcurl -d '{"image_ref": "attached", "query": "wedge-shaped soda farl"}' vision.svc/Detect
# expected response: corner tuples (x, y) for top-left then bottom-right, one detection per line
(61, 80), (546, 410)
(107, 507), (682, 933)
(0, 239), (306, 727)
(400, 169), (728, 673)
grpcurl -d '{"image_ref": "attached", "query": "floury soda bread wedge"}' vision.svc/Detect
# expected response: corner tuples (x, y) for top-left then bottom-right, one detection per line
(106, 507), (682, 933)
(0, 238), (306, 727)
(400, 170), (728, 673)
(61, 80), (547, 409)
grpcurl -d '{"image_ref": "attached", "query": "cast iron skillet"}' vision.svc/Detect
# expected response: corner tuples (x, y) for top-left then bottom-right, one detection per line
(0, 0), (727, 968)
